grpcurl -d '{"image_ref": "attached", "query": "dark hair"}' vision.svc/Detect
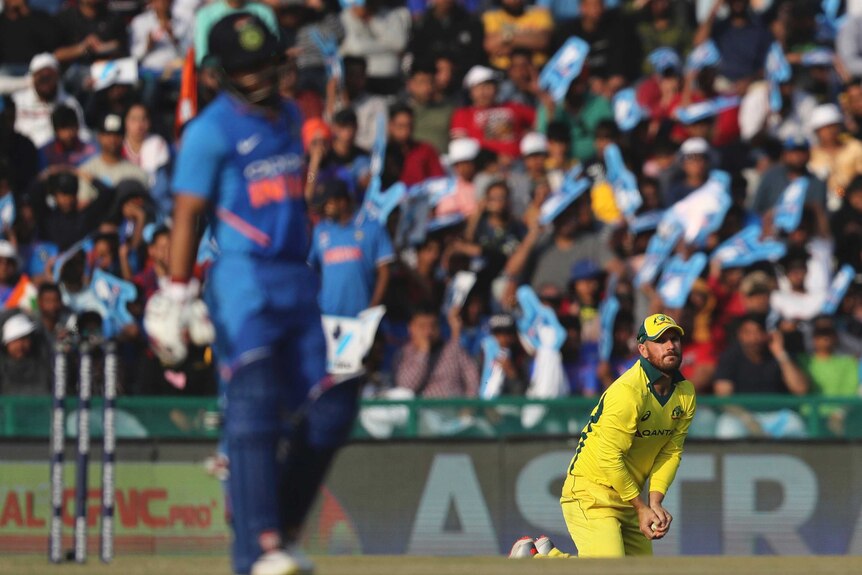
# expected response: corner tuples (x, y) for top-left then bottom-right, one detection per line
(151, 226), (170, 244)
(546, 121), (570, 143)
(342, 56), (367, 72)
(510, 48), (533, 62)
(595, 119), (620, 141)
(38, 282), (61, 299)
(389, 102), (414, 120)
(51, 105), (79, 131)
(333, 108), (357, 127)
(409, 302), (439, 321)
(737, 312), (767, 331)
(409, 60), (436, 77)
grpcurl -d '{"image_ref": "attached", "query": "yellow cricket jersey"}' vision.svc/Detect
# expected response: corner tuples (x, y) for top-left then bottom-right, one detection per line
(566, 358), (696, 502)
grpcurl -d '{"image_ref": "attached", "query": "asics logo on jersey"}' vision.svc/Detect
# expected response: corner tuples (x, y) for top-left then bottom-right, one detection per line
(237, 134), (262, 155)
(640, 411), (651, 421)
(244, 154), (303, 180)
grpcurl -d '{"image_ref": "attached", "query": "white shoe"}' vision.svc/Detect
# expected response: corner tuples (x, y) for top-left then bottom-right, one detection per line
(508, 536), (537, 558)
(251, 548), (314, 575)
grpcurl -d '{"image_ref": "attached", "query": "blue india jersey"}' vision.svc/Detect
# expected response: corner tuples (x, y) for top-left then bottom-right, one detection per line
(172, 93), (308, 263)
(308, 215), (394, 317)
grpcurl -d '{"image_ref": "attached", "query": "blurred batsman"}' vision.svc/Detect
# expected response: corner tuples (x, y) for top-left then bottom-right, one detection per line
(560, 314), (696, 557)
(144, 13), (359, 575)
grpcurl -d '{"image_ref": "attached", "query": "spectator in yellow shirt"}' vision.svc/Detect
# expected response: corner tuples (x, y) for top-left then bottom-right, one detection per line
(482, 0), (552, 70)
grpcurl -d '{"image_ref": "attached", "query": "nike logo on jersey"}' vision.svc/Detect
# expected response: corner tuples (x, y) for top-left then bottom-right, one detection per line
(237, 134), (262, 155)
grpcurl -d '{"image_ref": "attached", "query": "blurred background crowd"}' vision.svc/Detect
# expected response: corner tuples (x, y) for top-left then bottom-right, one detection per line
(0, 0), (861, 438)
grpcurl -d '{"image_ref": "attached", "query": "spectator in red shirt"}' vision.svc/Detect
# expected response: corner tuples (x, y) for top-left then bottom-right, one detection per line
(382, 103), (444, 188)
(450, 65), (535, 163)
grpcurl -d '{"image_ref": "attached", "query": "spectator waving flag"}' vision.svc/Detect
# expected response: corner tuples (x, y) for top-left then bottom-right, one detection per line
(766, 43), (791, 113)
(369, 110), (387, 181)
(444, 271), (477, 314)
(686, 40), (721, 72)
(658, 253), (708, 309)
(479, 336), (507, 400)
(675, 96), (740, 125)
(668, 170), (732, 247)
(90, 269), (137, 339)
(711, 224), (787, 269)
(321, 305), (386, 379)
(0, 193), (15, 235)
(801, 48), (834, 67)
(603, 143), (642, 218)
(613, 88), (645, 133)
(648, 47), (681, 74)
(516, 286), (568, 428)
(634, 218), (684, 287)
(773, 177), (809, 233)
(358, 181), (406, 225)
(310, 29), (343, 84)
(539, 37), (590, 102)
(539, 166), (590, 225)
(394, 185), (433, 247)
(598, 293), (620, 362)
(822, 264), (856, 315)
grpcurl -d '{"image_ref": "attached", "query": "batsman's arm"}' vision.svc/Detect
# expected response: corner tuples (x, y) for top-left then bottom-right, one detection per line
(169, 194), (208, 282)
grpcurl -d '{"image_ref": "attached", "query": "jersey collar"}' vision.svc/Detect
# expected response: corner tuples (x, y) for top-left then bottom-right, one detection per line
(639, 358), (685, 406)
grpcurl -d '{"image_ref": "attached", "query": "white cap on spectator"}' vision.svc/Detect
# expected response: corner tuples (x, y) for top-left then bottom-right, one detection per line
(520, 132), (549, 157)
(680, 137), (709, 156)
(2, 314), (35, 345)
(809, 104), (843, 132)
(29, 53), (59, 74)
(463, 65), (497, 89)
(0, 240), (16, 260)
(447, 138), (480, 164)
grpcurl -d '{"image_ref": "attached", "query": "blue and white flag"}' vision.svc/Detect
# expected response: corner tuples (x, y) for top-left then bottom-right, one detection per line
(0, 194), (15, 234)
(613, 88), (646, 133)
(90, 269), (137, 338)
(765, 42), (792, 84)
(516, 285), (566, 353)
(773, 177), (809, 233)
(539, 166), (590, 225)
(423, 176), (457, 207)
(369, 110), (387, 181)
(310, 29), (343, 83)
(658, 253), (708, 309)
(822, 264), (856, 315)
(444, 271), (477, 314)
(686, 40), (721, 72)
(816, 0), (845, 41)
(321, 305), (386, 378)
(426, 212), (466, 234)
(339, 0), (364, 7)
(675, 96), (740, 125)
(801, 48), (834, 67)
(394, 188), (432, 247)
(479, 336), (508, 399)
(669, 170), (732, 247)
(634, 217), (684, 287)
(629, 210), (664, 235)
(90, 58), (138, 91)
(53, 235), (93, 283)
(598, 295), (620, 361)
(25, 241), (58, 277)
(358, 181), (406, 225)
(516, 285), (568, 427)
(603, 143), (642, 218)
(711, 224), (787, 268)
(539, 37), (590, 102)
(648, 47), (681, 74)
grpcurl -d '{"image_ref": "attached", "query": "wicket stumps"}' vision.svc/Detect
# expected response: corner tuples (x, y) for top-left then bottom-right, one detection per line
(49, 336), (118, 564)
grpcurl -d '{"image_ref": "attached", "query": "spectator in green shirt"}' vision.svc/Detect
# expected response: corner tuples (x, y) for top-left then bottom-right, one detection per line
(798, 317), (861, 437)
(536, 74), (613, 163)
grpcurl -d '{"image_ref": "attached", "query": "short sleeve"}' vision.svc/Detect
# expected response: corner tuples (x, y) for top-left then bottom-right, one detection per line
(308, 227), (322, 270)
(373, 222), (394, 266)
(171, 116), (228, 202)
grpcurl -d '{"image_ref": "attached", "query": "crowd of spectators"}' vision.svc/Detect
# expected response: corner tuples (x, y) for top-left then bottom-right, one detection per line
(1, 0), (862, 437)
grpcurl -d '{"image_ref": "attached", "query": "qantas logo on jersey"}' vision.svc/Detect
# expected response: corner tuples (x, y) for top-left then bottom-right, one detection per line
(635, 428), (674, 437)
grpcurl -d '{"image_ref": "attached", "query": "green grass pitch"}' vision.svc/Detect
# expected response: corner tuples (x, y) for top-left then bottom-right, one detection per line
(2, 555), (861, 575)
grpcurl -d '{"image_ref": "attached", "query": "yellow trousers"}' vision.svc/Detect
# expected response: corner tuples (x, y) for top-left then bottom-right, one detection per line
(560, 474), (652, 557)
